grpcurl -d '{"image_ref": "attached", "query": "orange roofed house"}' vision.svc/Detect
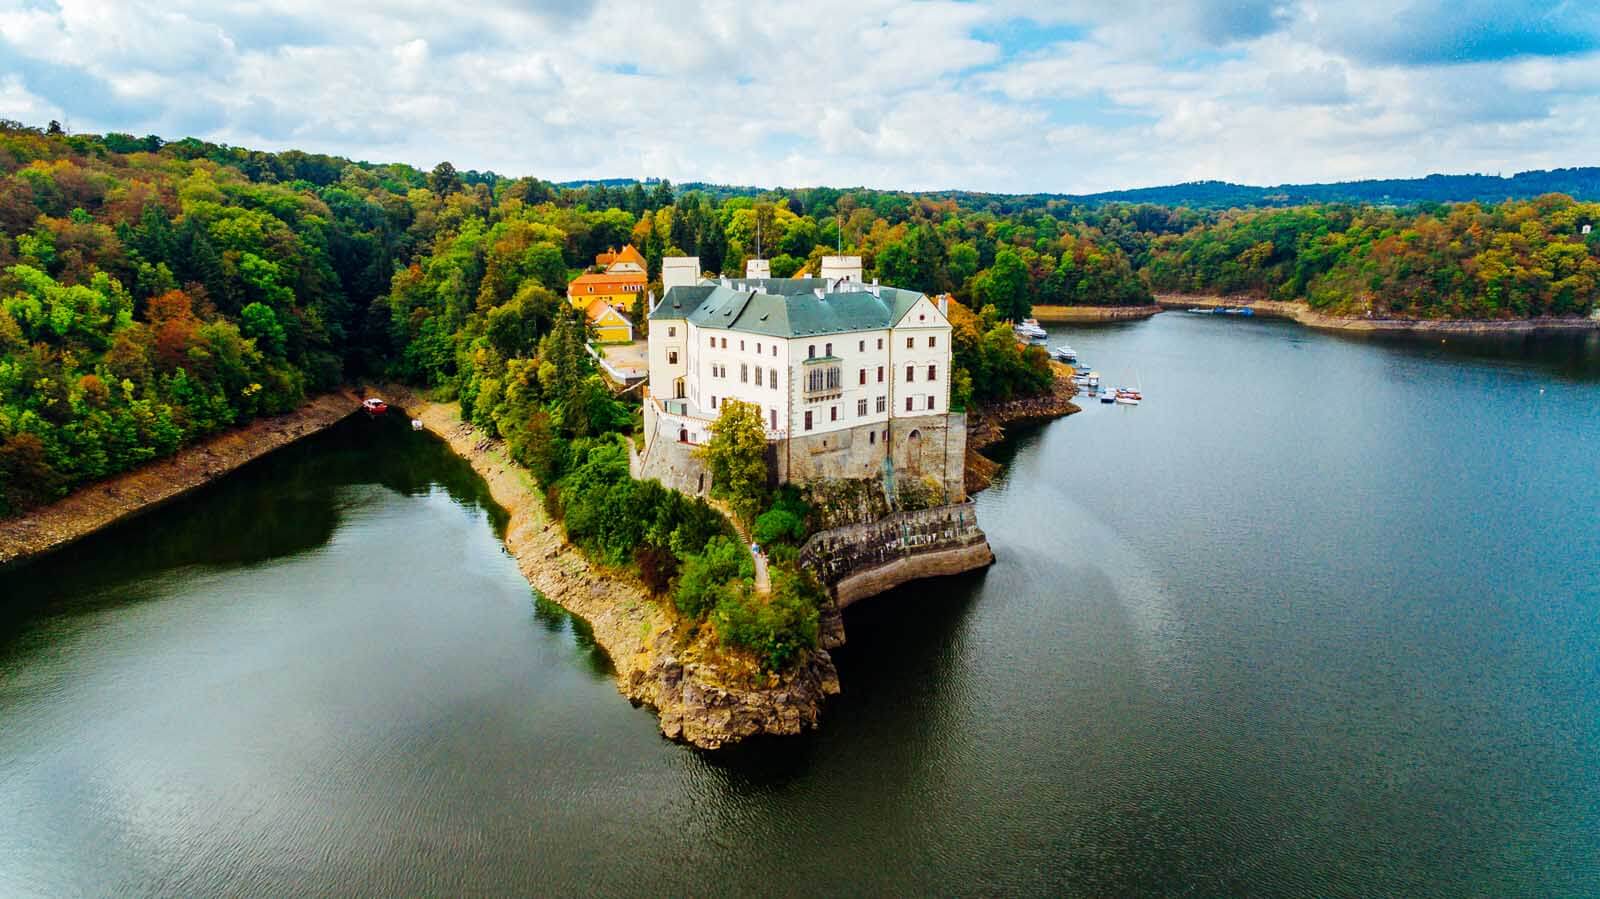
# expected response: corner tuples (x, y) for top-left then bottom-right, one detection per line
(584, 297), (634, 343)
(568, 243), (647, 311)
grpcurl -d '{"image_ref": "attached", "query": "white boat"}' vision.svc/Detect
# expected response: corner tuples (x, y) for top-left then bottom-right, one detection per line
(1099, 389), (1116, 403)
(1052, 344), (1077, 362)
(1114, 387), (1142, 405)
(1014, 319), (1047, 339)
(1086, 370), (1100, 388)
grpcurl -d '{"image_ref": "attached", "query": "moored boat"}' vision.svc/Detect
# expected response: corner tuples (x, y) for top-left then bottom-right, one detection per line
(1114, 387), (1142, 405)
(1014, 318), (1048, 339)
(1052, 344), (1077, 362)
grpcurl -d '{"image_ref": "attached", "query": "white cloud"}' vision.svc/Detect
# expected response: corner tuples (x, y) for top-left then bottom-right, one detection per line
(0, 0), (1594, 193)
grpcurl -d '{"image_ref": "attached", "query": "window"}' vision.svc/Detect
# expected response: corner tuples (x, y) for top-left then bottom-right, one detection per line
(740, 340), (745, 351)
(769, 367), (778, 388)
(906, 337), (914, 349)
(721, 338), (727, 348)
(756, 342), (761, 353)
(928, 364), (937, 381)
(876, 396), (886, 413)
(905, 365), (915, 383)
(877, 366), (884, 383)
(857, 399), (867, 417)
(804, 411), (813, 431)
(830, 406), (838, 422)
(770, 409), (777, 430)
(712, 396), (718, 408)
(808, 345), (816, 359)
(825, 342), (832, 356)
(928, 394), (935, 410)
(928, 335), (936, 348)
(859, 369), (866, 385)
(805, 363), (842, 394)
(740, 363), (748, 383)
(772, 345), (778, 357)
(858, 340), (865, 352)
(755, 367), (763, 387)
(668, 351), (678, 365)
(906, 396), (914, 411)
(668, 327), (676, 337)
(877, 338), (884, 350)
(709, 335), (715, 347)
(869, 430), (876, 445)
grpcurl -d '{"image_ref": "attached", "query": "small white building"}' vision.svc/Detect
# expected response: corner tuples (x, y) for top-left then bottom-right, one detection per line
(640, 257), (965, 500)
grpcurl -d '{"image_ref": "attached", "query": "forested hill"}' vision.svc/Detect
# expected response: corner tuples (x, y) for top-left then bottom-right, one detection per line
(1063, 168), (1600, 209)
(1, 119), (1596, 519)
(657, 168), (1600, 212)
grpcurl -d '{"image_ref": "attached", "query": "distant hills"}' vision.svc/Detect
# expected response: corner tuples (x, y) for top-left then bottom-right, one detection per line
(1061, 168), (1600, 208)
(561, 167), (1600, 210)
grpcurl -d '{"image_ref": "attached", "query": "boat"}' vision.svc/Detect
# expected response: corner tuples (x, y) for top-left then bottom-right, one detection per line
(1014, 319), (1048, 339)
(1086, 370), (1100, 388)
(1052, 344), (1077, 362)
(1026, 334), (1048, 347)
(362, 397), (388, 415)
(1099, 389), (1116, 403)
(1186, 307), (1213, 314)
(1114, 387), (1142, 405)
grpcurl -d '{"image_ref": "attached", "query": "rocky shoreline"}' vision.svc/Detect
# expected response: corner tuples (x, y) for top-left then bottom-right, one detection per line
(1154, 293), (1600, 333)
(1029, 304), (1162, 323)
(379, 385), (842, 750)
(964, 365), (1081, 495)
(0, 390), (360, 566)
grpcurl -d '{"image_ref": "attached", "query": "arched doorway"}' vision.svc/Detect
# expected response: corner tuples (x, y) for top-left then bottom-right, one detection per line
(905, 428), (923, 475)
(679, 427), (688, 443)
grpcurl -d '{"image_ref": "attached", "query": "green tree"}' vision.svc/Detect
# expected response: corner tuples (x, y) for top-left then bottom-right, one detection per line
(697, 398), (769, 526)
(976, 249), (1031, 321)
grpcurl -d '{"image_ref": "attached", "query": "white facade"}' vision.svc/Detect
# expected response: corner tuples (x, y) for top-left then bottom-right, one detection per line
(644, 268), (953, 453)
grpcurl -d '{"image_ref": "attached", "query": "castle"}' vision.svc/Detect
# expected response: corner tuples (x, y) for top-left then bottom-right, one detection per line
(638, 256), (967, 502)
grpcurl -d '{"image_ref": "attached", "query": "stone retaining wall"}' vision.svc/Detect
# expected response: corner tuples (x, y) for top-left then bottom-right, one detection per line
(798, 500), (993, 607)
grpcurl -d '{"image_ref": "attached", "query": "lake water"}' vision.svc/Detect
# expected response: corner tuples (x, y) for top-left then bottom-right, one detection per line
(2, 314), (1597, 896)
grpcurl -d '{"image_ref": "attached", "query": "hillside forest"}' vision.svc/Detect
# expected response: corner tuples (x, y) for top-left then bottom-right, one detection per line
(2, 119), (1597, 522)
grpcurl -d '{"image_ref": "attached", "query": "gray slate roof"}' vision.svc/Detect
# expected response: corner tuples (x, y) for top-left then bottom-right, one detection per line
(650, 277), (931, 338)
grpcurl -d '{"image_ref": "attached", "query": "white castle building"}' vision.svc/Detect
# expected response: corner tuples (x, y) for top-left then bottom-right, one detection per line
(638, 256), (967, 500)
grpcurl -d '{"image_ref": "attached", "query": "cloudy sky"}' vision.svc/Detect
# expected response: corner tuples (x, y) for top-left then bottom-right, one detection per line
(1, 0), (1597, 193)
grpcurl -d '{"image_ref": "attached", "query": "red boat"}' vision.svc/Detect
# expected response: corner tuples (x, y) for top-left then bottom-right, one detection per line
(362, 397), (388, 415)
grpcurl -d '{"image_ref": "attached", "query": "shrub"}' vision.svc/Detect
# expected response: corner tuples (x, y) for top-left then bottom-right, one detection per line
(712, 563), (823, 672)
(673, 536), (752, 619)
(634, 544), (677, 595)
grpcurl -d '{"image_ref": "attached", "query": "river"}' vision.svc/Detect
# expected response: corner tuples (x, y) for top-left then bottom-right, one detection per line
(2, 313), (1597, 896)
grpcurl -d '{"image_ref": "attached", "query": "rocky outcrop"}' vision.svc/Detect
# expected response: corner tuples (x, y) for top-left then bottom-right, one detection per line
(380, 385), (840, 751)
(964, 367), (1080, 494)
(0, 390), (360, 566)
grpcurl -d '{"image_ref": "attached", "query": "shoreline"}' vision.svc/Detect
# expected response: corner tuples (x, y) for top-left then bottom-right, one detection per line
(1029, 304), (1162, 323)
(377, 385), (842, 750)
(1153, 293), (1600, 334)
(0, 390), (360, 567)
(964, 365), (1081, 495)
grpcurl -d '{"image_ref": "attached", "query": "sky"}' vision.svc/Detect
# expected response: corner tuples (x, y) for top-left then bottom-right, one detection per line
(0, 0), (1597, 194)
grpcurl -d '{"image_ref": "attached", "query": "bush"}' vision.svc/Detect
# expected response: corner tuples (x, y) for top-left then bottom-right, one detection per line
(753, 508), (804, 546)
(634, 544), (677, 595)
(712, 563), (823, 672)
(673, 536), (752, 619)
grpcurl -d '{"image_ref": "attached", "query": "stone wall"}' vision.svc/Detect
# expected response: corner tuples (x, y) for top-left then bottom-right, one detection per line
(779, 411), (966, 502)
(798, 500), (993, 607)
(636, 422), (713, 498)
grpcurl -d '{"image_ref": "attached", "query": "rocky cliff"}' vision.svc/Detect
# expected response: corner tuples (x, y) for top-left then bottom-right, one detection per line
(383, 386), (840, 750)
